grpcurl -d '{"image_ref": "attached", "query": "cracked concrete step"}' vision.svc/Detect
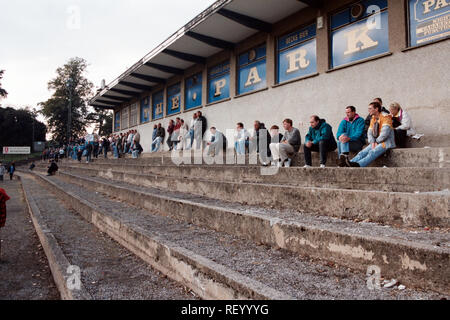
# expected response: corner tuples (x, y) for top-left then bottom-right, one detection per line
(78, 147), (450, 168)
(38, 169), (450, 295)
(19, 174), (198, 300)
(57, 165), (450, 229)
(30, 172), (447, 300)
(53, 162), (450, 193)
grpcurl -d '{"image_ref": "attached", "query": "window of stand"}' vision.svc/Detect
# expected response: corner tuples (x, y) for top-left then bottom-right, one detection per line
(277, 23), (317, 84)
(330, 0), (389, 69)
(208, 61), (230, 104)
(407, 0), (450, 48)
(237, 44), (267, 95)
(121, 106), (129, 130)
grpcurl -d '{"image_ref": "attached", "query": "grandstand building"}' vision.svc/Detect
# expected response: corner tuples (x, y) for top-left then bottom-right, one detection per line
(90, 0), (450, 151)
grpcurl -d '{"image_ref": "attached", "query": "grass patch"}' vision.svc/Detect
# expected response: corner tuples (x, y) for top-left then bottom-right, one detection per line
(0, 152), (42, 163)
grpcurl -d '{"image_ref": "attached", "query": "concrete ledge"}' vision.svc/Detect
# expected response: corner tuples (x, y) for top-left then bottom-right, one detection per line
(56, 163), (450, 193)
(53, 171), (450, 294)
(18, 174), (92, 300)
(62, 166), (449, 228)
(33, 173), (292, 300)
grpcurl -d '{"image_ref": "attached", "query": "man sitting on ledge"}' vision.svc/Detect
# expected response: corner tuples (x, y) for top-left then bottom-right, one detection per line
(269, 119), (301, 168)
(346, 101), (396, 167)
(337, 106), (366, 167)
(304, 115), (337, 168)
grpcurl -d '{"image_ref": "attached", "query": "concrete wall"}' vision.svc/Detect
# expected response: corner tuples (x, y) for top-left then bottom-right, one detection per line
(113, 0), (450, 152)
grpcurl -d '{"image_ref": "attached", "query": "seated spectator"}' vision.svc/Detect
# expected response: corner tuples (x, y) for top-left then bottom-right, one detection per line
(250, 121), (271, 164)
(346, 101), (396, 167)
(269, 119), (301, 168)
(337, 106), (366, 167)
(207, 127), (227, 157)
(29, 162), (36, 171)
(234, 122), (249, 155)
(152, 123), (166, 152)
(47, 160), (58, 176)
(365, 97), (389, 133)
(388, 102), (416, 148)
(304, 116), (337, 168)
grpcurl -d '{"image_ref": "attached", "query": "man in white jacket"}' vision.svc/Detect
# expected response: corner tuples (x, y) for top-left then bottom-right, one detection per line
(388, 102), (416, 148)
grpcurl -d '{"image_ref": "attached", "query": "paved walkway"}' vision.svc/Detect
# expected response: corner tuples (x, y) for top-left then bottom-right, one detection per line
(0, 178), (59, 300)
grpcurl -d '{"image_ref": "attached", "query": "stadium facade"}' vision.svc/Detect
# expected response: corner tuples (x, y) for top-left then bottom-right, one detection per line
(90, 0), (450, 152)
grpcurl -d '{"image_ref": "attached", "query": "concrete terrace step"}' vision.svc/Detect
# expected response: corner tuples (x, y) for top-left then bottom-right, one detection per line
(58, 165), (450, 229)
(30, 171), (448, 299)
(84, 147), (450, 168)
(38, 169), (450, 294)
(54, 162), (450, 193)
(19, 173), (197, 300)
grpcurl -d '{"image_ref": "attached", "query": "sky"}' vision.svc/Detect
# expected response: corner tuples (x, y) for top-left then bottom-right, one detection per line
(0, 0), (217, 123)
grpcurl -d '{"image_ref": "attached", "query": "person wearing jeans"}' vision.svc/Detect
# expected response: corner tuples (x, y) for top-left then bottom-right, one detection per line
(347, 101), (396, 167)
(152, 123), (165, 152)
(336, 106), (366, 166)
(234, 122), (249, 155)
(304, 116), (337, 168)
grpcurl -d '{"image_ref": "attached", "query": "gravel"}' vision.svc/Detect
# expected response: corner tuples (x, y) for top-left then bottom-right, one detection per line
(46, 174), (447, 300)
(23, 176), (197, 300)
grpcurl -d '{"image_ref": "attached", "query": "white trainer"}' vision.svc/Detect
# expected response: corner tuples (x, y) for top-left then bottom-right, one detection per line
(303, 165), (311, 168)
(320, 164), (326, 168)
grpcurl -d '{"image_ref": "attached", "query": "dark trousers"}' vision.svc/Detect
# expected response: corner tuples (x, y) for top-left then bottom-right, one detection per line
(9, 173), (13, 180)
(304, 140), (337, 166)
(394, 129), (407, 148)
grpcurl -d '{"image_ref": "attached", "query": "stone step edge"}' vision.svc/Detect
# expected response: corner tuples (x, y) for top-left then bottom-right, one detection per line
(60, 165), (450, 229)
(18, 173), (93, 300)
(31, 171), (293, 301)
(54, 170), (450, 295)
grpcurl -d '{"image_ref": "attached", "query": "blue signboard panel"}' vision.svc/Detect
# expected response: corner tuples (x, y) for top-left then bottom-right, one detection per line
(185, 73), (202, 110)
(409, 0), (450, 47)
(152, 91), (164, 120)
(208, 61), (230, 104)
(238, 45), (267, 95)
(114, 112), (120, 132)
(331, 9), (389, 68)
(277, 24), (317, 84)
(140, 96), (150, 123)
(331, 0), (388, 30)
(167, 83), (181, 116)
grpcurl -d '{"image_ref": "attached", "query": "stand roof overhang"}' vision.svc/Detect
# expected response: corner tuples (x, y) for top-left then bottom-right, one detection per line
(90, 0), (323, 109)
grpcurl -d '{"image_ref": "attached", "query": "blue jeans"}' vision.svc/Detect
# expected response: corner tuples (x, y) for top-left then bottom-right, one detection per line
(152, 137), (162, 152)
(234, 140), (248, 155)
(350, 144), (386, 167)
(113, 145), (119, 158)
(337, 140), (364, 156)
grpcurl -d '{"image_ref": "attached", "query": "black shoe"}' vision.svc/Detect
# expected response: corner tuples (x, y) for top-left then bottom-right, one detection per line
(338, 155), (347, 167)
(345, 157), (360, 167)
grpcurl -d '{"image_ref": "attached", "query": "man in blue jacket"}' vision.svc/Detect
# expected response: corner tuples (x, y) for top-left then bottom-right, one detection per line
(336, 106), (366, 167)
(304, 116), (337, 168)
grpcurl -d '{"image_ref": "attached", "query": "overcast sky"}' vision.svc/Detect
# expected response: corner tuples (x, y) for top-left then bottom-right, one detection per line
(0, 0), (216, 115)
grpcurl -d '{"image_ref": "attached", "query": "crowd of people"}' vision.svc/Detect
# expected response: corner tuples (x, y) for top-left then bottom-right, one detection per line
(22, 97), (414, 170)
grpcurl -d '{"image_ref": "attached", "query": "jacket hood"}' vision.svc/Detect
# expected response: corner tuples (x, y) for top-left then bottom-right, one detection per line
(344, 114), (360, 122)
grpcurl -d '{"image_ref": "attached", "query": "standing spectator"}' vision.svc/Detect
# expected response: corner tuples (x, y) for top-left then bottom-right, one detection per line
(234, 122), (249, 155)
(133, 130), (140, 146)
(167, 120), (175, 151)
(171, 118), (182, 150)
(86, 141), (93, 163)
(0, 162), (5, 182)
(269, 119), (301, 168)
(346, 101), (396, 167)
(388, 102), (415, 148)
(152, 125), (158, 144)
(186, 113), (198, 150)
(197, 111), (207, 149)
(178, 119), (189, 150)
(8, 162), (15, 180)
(304, 116), (337, 168)
(152, 123), (165, 152)
(102, 137), (110, 158)
(336, 106), (366, 167)
(0, 187), (11, 259)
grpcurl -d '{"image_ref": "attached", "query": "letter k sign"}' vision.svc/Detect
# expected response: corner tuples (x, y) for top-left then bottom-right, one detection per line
(344, 26), (379, 55)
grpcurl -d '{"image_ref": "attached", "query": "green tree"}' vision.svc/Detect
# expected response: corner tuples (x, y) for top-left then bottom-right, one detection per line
(0, 107), (46, 150)
(86, 107), (113, 137)
(0, 70), (8, 98)
(40, 57), (94, 144)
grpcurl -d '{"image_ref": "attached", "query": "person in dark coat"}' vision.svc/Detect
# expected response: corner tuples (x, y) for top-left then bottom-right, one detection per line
(0, 187), (10, 259)
(47, 160), (59, 176)
(197, 111), (207, 149)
